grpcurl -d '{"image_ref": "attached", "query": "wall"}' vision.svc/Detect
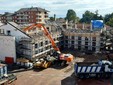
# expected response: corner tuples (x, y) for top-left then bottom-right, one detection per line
(0, 36), (16, 62)
(0, 23), (30, 42)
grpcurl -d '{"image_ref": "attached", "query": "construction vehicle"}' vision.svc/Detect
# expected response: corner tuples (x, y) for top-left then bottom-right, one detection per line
(74, 60), (113, 79)
(24, 23), (74, 68)
(0, 63), (17, 84)
(33, 55), (56, 68)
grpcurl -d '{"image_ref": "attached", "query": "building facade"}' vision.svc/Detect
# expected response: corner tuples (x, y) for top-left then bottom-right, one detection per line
(0, 34), (16, 62)
(1, 7), (49, 25)
(62, 27), (102, 53)
(18, 21), (63, 60)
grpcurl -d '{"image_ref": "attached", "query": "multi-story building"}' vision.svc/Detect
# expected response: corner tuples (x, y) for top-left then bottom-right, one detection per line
(1, 7), (49, 25)
(18, 21), (63, 60)
(63, 29), (101, 52)
(1, 12), (14, 23)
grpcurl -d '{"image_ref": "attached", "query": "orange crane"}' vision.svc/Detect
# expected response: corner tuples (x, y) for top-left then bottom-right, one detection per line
(24, 23), (74, 67)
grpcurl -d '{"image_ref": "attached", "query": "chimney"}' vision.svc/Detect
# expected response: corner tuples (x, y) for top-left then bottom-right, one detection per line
(75, 23), (77, 29)
(65, 20), (68, 29)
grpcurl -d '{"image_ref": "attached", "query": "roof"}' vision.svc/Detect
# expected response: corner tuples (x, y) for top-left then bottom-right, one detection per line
(7, 22), (32, 38)
(17, 7), (49, 13)
(9, 22), (18, 27)
(2, 12), (14, 17)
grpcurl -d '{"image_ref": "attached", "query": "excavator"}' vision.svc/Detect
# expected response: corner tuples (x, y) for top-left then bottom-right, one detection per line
(23, 23), (74, 68)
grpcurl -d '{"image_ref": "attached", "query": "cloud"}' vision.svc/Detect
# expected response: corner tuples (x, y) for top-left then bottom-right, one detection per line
(0, 0), (113, 18)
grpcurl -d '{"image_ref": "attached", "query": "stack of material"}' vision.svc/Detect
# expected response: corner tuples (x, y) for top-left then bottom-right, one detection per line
(16, 58), (33, 68)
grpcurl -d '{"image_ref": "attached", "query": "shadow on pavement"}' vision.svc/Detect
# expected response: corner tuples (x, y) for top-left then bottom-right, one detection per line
(61, 73), (76, 85)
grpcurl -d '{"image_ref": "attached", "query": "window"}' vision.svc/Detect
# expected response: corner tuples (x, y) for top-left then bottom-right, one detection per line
(78, 46), (81, 50)
(35, 50), (38, 54)
(65, 36), (68, 39)
(78, 36), (81, 40)
(71, 41), (74, 44)
(92, 42), (96, 46)
(45, 41), (48, 45)
(45, 47), (48, 50)
(85, 42), (88, 45)
(35, 44), (38, 48)
(38, 16), (41, 18)
(38, 11), (41, 14)
(41, 42), (43, 46)
(47, 27), (49, 30)
(78, 41), (81, 45)
(7, 30), (11, 35)
(65, 40), (68, 44)
(71, 36), (74, 39)
(85, 37), (88, 41)
(92, 37), (96, 41)
(85, 46), (88, 50)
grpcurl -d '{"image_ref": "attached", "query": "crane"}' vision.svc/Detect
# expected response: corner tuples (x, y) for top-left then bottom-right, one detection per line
(24, 23), (74, 68)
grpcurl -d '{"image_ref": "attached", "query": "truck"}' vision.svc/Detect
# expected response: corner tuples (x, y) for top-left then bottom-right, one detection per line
(74, 60), (113, 79)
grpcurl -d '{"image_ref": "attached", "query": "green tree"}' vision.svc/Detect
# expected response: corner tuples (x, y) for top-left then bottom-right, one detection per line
(65, 9), (77, 22)
(104, 13), (113, 27)
(106, 17), (113, 27)
(49, 17), (55, 21)
(80, 10), (103, 23)
(80, 10), (94, 23)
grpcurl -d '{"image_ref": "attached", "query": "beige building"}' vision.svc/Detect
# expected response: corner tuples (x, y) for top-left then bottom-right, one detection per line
(62, 23), (103, 53)
(18, 21), (63, 60)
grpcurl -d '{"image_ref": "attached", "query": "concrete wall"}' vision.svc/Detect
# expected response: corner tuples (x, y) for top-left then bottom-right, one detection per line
(0, 36), (16, 62)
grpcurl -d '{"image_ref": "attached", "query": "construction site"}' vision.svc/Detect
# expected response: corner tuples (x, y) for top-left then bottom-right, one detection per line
(0, 7), (113, 85)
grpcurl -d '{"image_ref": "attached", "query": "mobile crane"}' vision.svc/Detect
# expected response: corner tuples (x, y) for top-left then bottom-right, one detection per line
(23, 23), (74, 68)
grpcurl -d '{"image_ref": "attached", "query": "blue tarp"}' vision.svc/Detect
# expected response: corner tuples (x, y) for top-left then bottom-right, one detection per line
(92, 20), (104, 29)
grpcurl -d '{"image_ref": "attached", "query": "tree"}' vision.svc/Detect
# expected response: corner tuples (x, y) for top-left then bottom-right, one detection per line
(80, 10), (103, 23)
(65, 9), (77, 22)
(106, 17), (113, 27)
(80, 10), (94, 23)
(49, 17), (55, 21)
(104, 13), (113, 27)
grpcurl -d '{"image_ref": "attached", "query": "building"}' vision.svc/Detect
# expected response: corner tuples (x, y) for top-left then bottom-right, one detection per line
(0, 34), (16, 62)
(1, 7), (49, 25)
(0, 21), (62, 60)
(0, 22), (31, 42)
(0, 22), (31, 62)
(0, 14), (2, 21)
(18, 21), (63, 60)
(63, 29), (101, 52)
(1, 12), (14, 23)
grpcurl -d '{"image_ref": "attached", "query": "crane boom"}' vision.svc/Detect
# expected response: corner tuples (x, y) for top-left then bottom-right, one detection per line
(36, 24), (60, 52)
(24, 23), (60, 53)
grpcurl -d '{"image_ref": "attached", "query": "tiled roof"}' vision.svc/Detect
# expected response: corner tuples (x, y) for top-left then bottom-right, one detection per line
(17, 7), (49, 13)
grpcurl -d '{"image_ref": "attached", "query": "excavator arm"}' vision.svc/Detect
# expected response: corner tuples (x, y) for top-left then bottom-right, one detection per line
(35, 24), (60, 52)
(24, 23), (60, 53)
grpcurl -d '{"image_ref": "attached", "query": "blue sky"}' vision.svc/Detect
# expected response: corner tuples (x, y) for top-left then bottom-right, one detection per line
(0, 0), (113, 18)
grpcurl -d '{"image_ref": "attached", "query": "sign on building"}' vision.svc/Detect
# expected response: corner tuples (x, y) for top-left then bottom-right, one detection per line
(91, 20), (104, 30)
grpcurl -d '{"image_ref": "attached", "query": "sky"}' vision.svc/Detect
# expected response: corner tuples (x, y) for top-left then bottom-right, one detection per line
(0, 0), (113, 18)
